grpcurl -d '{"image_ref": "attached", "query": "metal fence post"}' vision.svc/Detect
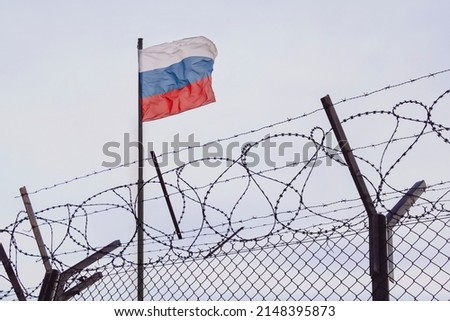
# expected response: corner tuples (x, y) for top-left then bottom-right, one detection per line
(372, 214), (389, 300)
(0, 242), (26, 301)
(38, 269), (60, 301)
(321, 95), (389, 300)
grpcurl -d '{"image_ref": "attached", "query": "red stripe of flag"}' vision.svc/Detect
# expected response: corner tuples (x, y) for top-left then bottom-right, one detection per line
(141, 76), (215, 122)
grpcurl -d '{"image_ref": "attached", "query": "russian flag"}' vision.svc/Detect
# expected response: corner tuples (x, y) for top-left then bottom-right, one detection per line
(139, 36), (218, 122)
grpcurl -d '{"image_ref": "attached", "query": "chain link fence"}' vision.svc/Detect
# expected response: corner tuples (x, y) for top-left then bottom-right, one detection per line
(62, 208), (448, 301)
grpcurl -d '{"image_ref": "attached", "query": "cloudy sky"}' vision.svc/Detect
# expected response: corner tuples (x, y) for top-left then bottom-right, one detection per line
(1, 1), (449, 295)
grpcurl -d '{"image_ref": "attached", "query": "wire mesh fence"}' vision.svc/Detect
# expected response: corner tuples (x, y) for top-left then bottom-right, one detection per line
(72, 225), (371, 301)
(388, 210), (450, 300)
(60, 205), (450, 301)
(1, 70), (450, 301)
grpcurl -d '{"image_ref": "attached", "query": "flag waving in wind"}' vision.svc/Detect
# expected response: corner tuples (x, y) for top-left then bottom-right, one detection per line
(139, 36), (218, 122)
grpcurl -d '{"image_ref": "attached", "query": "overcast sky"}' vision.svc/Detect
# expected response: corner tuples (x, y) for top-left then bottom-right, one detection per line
(1, 1), (450, 294)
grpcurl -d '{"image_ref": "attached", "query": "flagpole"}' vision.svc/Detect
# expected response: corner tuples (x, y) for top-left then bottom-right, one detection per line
(137, 37), (144, 301)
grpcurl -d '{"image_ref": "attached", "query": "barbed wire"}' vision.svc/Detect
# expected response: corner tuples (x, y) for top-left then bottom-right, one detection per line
(17, 67), (450, 198)
(334, 68), (450, 105)
(2, 80), (450, 300)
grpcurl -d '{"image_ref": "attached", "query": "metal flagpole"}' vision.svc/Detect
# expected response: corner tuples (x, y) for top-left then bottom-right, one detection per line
(137, 37), (144, 301)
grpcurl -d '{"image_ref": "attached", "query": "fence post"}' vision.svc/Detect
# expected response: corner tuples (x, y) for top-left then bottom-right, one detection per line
(150, 150), (182, 239)
(321, 95), (388, 300)
(54, 240), (120, 300)
(372, 214), (389, 300)
(0, 242), (26, 301)
(386, 180), (427, 282)
(38, 269), (60, 301)
(19, 186), (52, 273)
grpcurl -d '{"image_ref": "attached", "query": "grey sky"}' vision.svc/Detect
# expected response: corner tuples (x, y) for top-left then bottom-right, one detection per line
(1, 1), (450, 298)
(1, 0), (448, 204)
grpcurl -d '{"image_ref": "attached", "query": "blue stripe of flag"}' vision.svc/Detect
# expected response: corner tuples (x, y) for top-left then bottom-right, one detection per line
(139, 56), (214, 98)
